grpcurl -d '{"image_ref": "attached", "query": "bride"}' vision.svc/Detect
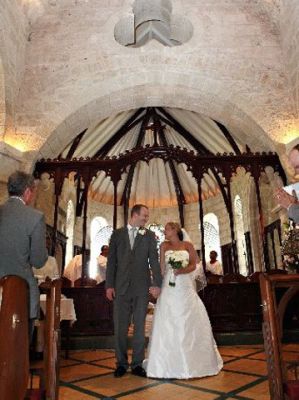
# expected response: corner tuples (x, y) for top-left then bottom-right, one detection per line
(145, 222), (223, 379)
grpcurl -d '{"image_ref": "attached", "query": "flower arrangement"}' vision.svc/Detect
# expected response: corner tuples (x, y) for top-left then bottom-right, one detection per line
(283, 254), (299, 273)
(167, 251), (189, 287)
(281, 220), (299, 273)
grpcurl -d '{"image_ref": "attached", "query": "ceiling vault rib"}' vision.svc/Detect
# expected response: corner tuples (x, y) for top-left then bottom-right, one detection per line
(62, 128), (88, 160)
(213, 120), (241, 154)
(94, 107), (145, 158)
(157, 114), (186, 227)
(121, 108), (153, 212)
(156, 107), (210, 155)
(156, 107), (230, 208)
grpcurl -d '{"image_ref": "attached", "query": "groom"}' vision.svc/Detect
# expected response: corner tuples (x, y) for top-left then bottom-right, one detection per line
(106, 204), (162, 377)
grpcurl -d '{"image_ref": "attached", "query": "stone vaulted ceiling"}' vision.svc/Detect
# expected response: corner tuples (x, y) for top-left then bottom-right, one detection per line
(0, 0), (298, 179)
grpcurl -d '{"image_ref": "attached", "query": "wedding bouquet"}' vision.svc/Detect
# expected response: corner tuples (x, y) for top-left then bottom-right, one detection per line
(167, 251), (189, 287)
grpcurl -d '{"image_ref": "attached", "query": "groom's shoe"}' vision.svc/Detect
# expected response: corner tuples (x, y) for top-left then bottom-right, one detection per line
(131, 366), (147, 377)
(114, 366), (127, 377)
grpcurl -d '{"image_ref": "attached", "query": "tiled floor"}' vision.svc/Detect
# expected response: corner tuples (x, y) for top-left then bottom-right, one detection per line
(43, 343), (298, 400)
(29, 315), (299, 400)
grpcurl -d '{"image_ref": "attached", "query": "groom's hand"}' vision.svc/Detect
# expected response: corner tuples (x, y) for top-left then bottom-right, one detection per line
(149, 286), (161, 299)
(106, 288), (115, 301)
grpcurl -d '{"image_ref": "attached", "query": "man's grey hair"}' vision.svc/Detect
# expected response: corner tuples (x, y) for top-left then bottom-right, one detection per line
(7, 171), (36, 197)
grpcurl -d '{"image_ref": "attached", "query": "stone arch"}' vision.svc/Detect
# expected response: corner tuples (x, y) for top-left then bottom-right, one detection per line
(0, 57), (6, 140)
(34, 81), (273, 164)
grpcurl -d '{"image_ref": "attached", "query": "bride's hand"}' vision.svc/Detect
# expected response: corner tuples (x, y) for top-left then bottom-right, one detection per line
(174, 268), (183, 276)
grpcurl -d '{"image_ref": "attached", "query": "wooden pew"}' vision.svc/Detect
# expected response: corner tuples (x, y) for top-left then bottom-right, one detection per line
(27, 278), (61, 400)
(74, 277), (97, 287)
(260, 273), (299, 399)
(0, 275), (29, 400)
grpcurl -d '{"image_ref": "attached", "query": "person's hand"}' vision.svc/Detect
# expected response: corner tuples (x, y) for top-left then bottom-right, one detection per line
(106, 288), (115, 301)
(274, 188), (297, 209)
(149, 286), (161, 298)
(174, 268), (183, 276)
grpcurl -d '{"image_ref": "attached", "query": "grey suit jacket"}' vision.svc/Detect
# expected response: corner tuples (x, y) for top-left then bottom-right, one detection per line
(289, 204), (299, 225)
(106, 227), (162, 297)
(0, 197), (48, 318)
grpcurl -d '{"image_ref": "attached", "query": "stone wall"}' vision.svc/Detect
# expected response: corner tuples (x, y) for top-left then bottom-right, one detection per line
(0, 0), (28, 139)
(0, 0), (296, 167)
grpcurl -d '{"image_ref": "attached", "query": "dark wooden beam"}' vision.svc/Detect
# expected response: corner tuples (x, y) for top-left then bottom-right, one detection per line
(63, 128), (88, 160)
(156, 108), (211, 155)
(122, 109), (153, 221)
(156, 116), (186, 227)
(94, 108), (145, 158)
(213, 120), (241, 155)
(156, 107), (230, 209)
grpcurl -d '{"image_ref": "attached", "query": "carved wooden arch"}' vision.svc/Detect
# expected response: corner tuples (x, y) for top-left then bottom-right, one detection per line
(34, 146), (286, 276)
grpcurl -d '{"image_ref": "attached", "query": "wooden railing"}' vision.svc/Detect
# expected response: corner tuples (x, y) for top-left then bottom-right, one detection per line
(260, 273), (299, 400)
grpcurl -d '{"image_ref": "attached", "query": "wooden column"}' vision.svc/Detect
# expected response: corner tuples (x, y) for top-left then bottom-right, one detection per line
(197, 173), (206, 270)
(80, 171), (92, 279)
(113, 180), (118, 230)
(81, 187), (89, 278)
(253, 172), (266, 270)
(52, 169), (64, 257)
(244, 231), (254, 275)
(223, 169), (239, 274)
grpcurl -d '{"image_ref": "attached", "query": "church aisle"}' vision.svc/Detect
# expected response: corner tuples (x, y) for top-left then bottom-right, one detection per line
(46, 344), (290, 400)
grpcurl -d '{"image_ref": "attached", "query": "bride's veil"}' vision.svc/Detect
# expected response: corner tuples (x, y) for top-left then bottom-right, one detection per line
(181, 228), (207, 291)
(181, 228), (192, 243)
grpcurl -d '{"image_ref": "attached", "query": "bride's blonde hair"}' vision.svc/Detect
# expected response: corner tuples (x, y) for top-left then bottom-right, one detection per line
(165, 222), (184, 241)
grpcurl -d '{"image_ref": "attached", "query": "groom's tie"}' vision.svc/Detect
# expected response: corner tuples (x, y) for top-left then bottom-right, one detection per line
(129, 227), (137, 249)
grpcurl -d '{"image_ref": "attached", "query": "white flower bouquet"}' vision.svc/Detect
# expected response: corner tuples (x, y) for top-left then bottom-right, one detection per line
(167, 250), (189, 287)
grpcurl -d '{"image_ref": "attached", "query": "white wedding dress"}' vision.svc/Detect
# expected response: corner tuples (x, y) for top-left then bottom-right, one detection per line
(145, 250), (223, 379)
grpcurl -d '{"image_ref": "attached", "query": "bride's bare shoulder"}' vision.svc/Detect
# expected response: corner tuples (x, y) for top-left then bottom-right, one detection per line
(160, 241), (168, 250)
(161, 241), (172, 251)
(183, 241), (194, 251)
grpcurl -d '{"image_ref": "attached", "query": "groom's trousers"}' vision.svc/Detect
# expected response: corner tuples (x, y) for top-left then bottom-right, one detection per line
(113, 290), (148, 369)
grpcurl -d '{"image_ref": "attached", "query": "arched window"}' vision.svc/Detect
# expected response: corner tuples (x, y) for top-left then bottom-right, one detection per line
(90, 217), (112, 279)
(234, 195), (248, 275)
(65, 200), (75, 266)
(202, 213), (221, 263)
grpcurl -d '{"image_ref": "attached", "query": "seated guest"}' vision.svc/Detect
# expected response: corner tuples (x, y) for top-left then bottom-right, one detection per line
(206, 250), (223, 275)
(63, 254), (82, 286)
(95, 245), (109, 283)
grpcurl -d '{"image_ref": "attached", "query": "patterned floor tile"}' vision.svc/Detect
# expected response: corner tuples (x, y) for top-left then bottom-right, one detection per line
(237, 380), (270, 400)
(247, 352), (266, 360)
(60, 364), (111, 382)
(75, 373), (153, 397)
(55, 345), (273, 399)
(120, 383), (219, 399)
(92, 357), (116, 369)
(224, 358), (267, 376)
(218, 347), (262, 357)
(59, 386), (99, 399)
(178, 370), (258, 393)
